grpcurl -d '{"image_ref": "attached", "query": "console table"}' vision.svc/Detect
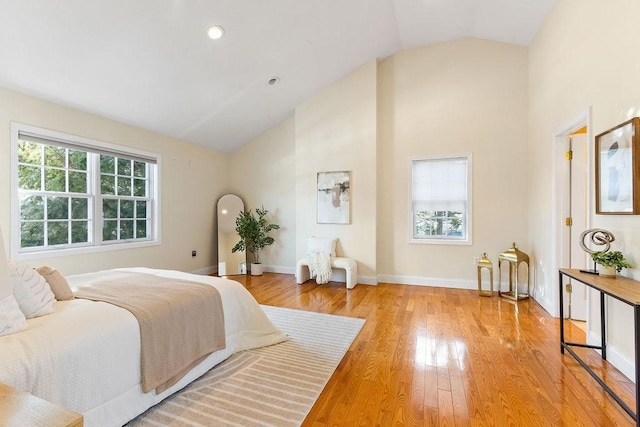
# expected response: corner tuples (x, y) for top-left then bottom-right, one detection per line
(559, 268), (640, 425)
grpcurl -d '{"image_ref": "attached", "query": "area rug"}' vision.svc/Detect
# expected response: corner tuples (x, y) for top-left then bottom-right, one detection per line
(127, 305), (365, 426)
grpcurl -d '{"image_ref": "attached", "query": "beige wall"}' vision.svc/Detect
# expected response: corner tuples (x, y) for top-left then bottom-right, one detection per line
(377, 38), (530, 286)
(294, 61), (378, 280)
(0, 87), (229, 275)
(529, 0), (640, 379)
(233, 41), (529, 287)
(228, 116), (296, 271)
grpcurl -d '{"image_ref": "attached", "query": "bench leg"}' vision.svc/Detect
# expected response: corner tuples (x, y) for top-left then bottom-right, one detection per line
(296, 264), (310, 284)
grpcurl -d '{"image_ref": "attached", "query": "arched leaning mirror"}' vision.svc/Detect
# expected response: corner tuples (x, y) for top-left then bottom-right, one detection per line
(217, 194), (246, 275)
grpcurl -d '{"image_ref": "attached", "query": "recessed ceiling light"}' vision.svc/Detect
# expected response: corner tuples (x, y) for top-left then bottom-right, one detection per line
(267, 77), (280, 86)
(207, 25), (225, 40)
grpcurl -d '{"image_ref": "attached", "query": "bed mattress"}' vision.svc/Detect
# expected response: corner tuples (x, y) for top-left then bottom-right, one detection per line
(0, 267), (287, 426)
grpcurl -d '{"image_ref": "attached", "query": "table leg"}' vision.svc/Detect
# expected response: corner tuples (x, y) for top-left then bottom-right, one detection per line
(635, 305), (640, 426)
(601, 291), (606, 360)
(559, 271), (565, 354)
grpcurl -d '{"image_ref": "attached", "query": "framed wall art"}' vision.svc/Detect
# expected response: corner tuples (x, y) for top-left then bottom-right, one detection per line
(317, 171), (350, 224)
(595, 117), (640, 214)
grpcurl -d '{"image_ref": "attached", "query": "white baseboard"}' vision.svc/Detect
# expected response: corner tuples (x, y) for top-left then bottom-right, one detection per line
(587, 330), (635, 382)
(263, 265), (296, 275)
(357, 275), (377, 285)
(377, 274), (476, 290)
(191, 265), (217, 275)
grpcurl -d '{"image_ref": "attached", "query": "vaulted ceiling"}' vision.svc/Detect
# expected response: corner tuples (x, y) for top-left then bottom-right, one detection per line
(0, 0), (556, 152)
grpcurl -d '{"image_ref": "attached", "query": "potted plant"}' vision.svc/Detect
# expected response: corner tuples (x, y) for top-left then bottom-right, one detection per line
(591, 250), (632, 277)
(232, 206), (280, 276)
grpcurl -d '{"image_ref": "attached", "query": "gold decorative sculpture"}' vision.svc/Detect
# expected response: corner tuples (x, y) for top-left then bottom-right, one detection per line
(498, 242), (530, 301)
(578, 228), (615, 274)
(476, 253), (493, 297)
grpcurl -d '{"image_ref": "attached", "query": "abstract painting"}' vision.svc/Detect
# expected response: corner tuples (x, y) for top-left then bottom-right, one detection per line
(317, 171), (350, 224)
(595, 117), (640, 214)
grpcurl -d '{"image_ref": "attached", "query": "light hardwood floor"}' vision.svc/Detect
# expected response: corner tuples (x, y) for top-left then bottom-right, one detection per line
(228, 273), (635, 426)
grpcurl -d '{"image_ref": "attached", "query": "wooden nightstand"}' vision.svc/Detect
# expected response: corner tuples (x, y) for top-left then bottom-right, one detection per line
(0, 383), (83, 427)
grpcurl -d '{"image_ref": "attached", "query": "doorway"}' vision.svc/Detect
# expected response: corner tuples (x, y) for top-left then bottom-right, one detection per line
(567, 129), (588, 320)
(552, 109), (592, 321)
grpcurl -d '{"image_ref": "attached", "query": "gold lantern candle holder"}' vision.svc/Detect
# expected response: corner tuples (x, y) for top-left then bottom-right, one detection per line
(476, 253), (493, 297)
(498, 242), (530, 301)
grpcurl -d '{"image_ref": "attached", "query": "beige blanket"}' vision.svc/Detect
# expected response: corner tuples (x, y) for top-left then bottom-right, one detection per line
(75, 271), (225, 393)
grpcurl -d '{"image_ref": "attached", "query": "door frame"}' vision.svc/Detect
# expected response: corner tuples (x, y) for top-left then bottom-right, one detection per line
(551, 107), (592, 318)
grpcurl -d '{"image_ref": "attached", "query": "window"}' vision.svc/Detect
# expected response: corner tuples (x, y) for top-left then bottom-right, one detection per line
(410, 154), (472, 245)
(11, 123), (160, 258)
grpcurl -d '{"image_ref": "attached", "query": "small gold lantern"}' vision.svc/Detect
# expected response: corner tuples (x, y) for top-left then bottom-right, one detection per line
(498, 242), (530, 301)
(476, 253), (493, 297)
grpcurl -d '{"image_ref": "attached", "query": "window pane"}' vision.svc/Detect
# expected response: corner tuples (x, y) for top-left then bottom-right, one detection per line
(136, 220), (147, 238)
(121, 200), (134, 218)
(69, 171), (87, 193)
(133, 161), (146, 177)
(412, 156), (470, 242)
(71, 221), (88, 244)
(21, 222), (44, 248)
(21, 196), (44, 220)
(47, 197), (69, 220)
(117, 177), (132, 196)
(44, 145), (65, 167)
(45, 168), (66, 192)
(118, 158), (132, 176)
(101, 175), (115, 195)
(100, 155), (115, 174)
(103, 199), (118, 218)
(18, 141), (41, 164)
(15, 126), (158, 253)
(415, 211), (464, 238)
(71, 198), (88, 219)
(133, 179), (146, 197)
(136, 201), (147, 218)
(103, 220), (118, 241)
(69, 150), (87, 171)
(19, 165), (41, 190)
(48, 221), (69, 245)
(442, 217), (463, 236)
(120, 220), (134, 239)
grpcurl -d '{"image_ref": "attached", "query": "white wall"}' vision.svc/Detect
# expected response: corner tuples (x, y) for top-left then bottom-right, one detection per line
(294, 61), (378, 281)
(228, 116), (296, 272)
(0, 86), (229, 275)
(377, 38), (530, 287)
(529, 0), (640, 379)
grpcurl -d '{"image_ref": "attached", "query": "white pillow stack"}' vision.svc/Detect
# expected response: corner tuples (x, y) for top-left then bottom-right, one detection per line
(0, 227), (27, 336)
(8, 260), (56, 319)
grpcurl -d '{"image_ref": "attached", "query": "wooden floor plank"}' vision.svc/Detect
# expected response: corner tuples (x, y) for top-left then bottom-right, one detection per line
(229, 273), (635, 426)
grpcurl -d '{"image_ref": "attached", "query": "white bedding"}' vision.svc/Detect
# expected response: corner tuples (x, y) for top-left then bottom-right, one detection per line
(0, 267), (287, 427)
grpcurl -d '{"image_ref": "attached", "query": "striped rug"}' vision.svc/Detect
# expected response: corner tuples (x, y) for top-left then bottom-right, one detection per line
(127, 305), (365, 426)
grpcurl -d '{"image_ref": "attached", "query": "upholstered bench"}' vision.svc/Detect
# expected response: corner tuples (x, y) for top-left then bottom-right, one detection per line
(296, 257), (358, 289)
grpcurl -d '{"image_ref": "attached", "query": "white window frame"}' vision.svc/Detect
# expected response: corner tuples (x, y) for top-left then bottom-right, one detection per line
(408, 154), (472, 245)
(10, 122), (161, 260)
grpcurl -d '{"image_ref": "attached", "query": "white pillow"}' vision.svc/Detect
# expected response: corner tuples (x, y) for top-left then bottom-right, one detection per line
(8, 261), (55, 318)
(0, 226), (11, 300)
(0, 293), (27, 336)
(307, 236), (337, 257)
(0, 226), (27, 336)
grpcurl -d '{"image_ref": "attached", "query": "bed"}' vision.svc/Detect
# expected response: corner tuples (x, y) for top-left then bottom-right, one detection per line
(0, 267), (287, 427)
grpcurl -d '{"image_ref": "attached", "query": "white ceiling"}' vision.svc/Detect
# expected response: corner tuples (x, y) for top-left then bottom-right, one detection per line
(0, 0), (556, 153)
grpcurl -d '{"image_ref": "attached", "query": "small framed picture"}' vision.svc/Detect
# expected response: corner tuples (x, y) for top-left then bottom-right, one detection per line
(595, 117), (640, 214)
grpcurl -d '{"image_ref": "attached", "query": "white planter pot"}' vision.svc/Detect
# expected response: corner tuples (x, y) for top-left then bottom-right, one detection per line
(250, 263), (263, 276)
(599, 265), (617, 277)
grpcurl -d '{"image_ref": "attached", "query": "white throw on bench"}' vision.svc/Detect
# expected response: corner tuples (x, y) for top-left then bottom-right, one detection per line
(296, 257), (358, 289)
